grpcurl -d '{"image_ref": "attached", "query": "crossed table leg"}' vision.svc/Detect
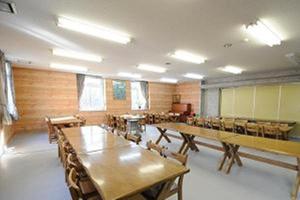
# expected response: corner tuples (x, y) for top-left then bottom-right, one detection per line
(155, 128), (172, 144)
(218, 142), (243, 174)
(155, 128), (199, 155)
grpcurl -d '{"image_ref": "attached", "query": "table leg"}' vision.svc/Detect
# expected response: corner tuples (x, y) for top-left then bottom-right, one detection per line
(218, 142), (230, 171)
(186, 135), (199, 152)
(226, 144), (242, 174)
(155, 128), (171, 144)
(291, 158), (300, 200)
(178, 133), (188, 154)
(179, 133), (199, 155)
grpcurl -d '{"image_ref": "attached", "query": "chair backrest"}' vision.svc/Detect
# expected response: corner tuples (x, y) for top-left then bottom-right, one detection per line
(146, 140), (166, 155)
(117, 130), (127, 138)
(162, 150), (188, 166)
(223, 121), (234, 129)
(68, 168), (81, 200)
(263, 125), (279, 135)
(195, 117), (205, 127)
(126, 133), (141, 144)
(186, 117), (194, 125)
(246, 123), (259, 133)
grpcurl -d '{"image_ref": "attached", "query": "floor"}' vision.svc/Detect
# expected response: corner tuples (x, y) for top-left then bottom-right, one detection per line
(0, 125), (299, 200)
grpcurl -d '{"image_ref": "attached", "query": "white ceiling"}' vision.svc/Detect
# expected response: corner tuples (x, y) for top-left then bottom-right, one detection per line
(0, 0), (300, 82)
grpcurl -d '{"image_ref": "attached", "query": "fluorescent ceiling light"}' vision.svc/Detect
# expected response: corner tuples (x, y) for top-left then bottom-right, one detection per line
(118, 72), (141, 79)
(245, 20), (281, 47)
(183, 73), (204, 79)
(219, 66), (243, 74)
(170, 50), (206, 64)
(52, 49), (102, 63)
(160, 78), (178, 83)
(137, 64), (167, 73)
(50, 63), (88, 72)
(57, 16), (131, 44)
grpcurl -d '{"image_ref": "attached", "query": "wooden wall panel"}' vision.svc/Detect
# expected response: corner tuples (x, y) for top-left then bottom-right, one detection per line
(12, 66), (177, 133)
(175, 81), (201, 114)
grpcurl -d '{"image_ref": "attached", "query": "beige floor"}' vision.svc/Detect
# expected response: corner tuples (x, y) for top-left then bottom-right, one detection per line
(0, 125), (299, 200)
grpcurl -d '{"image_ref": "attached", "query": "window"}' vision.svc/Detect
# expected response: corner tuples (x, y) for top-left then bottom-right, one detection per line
(131, 81), (149, 110)
(78, 75), (106, 111)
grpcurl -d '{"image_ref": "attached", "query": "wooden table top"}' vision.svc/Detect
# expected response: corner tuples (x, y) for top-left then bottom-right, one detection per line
(62, 126), (132, 153)
(78, 145), (189, 200)
(223, 134), (300, 158)
(50, 116), (82, 125)
(120, 114), (145, 120)
(154, 123), (238, 141)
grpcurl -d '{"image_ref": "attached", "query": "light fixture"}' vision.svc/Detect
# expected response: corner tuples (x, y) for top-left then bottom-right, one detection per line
(160, 78), (178, 83)
(118, 72), (141, 79)
(50, 63), (88, 72)
(219, 66), (243, 74)
(183, 73), (204, 79)
(52, 49), (102, 63)
(170, 50), (206, 64)
(57, 16), (131, 44)
(137, 64), (167, 73)
(245, 20), (281, 47)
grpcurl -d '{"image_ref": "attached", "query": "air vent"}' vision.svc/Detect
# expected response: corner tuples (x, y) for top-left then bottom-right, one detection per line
(285, 53), (300, 66)
(0, 1), (17, 14)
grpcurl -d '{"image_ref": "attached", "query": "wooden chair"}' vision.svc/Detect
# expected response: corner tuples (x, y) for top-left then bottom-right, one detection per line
(142, 149), (188, 200)
(126, 133), (142, 145)
(186, 117), (194, 126)
(234, 119), (248, 134)
(120, 117), (127, 132)
(204, 118), (212, 128)
(211, 118), (221, 130)
(68, 168), (102, 200)
(160, 113), (167, 123)
(45, 116), (57, 143)
(146, 140), (166, 155)
(74, 114), (86, 126)
(263, 125), (281, 139)
(195, 117), (205, 127)
(66, 154), (87, 179)
(154, 113), (161, 124)
(222, 120), (235, 132)
(245, 123), (259, 136)
(148, 113), (154, 124)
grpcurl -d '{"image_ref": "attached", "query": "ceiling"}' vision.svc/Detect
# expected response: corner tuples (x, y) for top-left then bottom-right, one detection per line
(0, 0), (300, 82)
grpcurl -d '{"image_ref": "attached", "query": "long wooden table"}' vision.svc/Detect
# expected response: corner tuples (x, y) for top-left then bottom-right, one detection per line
(61, 125), (189, 200)
(50, 116), (83, 127)
(153, 123), (300, 200)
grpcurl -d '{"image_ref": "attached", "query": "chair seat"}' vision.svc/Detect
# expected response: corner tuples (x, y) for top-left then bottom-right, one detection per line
(79, 179), (97, 194)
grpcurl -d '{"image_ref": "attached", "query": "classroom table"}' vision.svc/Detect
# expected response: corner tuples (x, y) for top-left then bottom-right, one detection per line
(50, 115), (83, 127)
(62, 126), (132, 154)
(153, 122), (237, 155)
(152, 122), (300, 200)
(77, 145), (189, 200)
(61, 125), (189, 200)
(222, 135), (300, 200)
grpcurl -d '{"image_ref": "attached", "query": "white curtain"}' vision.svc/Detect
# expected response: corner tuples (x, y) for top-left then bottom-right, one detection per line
(0, 51), (12, 125)
(78, 75), (106, 111)
(131, 81), (149, 110)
